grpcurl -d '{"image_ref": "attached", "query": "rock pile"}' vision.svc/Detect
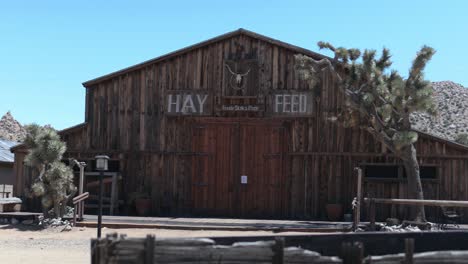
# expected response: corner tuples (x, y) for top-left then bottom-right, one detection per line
(0, 111), (26, 142)
(411, 81), (468, 142)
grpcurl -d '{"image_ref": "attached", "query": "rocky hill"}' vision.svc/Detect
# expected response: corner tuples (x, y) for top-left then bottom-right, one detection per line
(411, 81), (468, 143)
(0, 111), (26, 142)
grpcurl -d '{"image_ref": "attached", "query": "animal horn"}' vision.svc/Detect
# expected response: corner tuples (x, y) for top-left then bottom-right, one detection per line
(239, 68), (251, 76)
(225, 64), (236, 75)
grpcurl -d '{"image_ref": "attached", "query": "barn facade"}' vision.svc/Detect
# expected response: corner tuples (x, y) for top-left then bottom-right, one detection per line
(12, 29), (468, 221)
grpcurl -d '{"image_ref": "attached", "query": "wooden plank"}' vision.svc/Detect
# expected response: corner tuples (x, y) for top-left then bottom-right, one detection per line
(365, 198), (468, 207)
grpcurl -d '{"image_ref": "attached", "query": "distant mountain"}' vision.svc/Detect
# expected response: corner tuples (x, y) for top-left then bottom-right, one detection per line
(411, 81), (468, 143)
(0, 111), (26, 142)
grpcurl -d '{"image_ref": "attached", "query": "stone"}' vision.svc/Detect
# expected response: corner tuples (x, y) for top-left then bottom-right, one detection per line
(0, 111), (26, 141)
(386, 218), (400, 226)
(61, 224), (72, 232)
(11, 218), (19, 225)
(411, 81), (468, 143)
(22, 219), (34, 225)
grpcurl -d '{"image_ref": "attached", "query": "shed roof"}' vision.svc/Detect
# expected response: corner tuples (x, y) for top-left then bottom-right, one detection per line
(0, 138), (19, 163)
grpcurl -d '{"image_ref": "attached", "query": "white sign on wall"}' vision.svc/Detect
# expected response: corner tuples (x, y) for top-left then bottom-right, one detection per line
(269, 91), (313, 116)
(166, 92), (211, 115)
(241, 175), (248, 184)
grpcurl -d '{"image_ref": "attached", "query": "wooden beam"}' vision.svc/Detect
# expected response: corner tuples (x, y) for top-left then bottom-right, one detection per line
(364, 198), (468, 207)
(288, 152), (468, 159)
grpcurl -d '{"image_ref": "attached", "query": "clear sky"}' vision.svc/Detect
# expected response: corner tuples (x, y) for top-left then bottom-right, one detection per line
(1, 0), (467, 129)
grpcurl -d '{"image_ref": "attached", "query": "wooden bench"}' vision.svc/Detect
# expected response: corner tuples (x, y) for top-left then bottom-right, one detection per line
(0, 197), (22, 213)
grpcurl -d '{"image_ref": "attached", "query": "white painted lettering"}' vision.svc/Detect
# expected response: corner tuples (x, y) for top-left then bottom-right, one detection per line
(196, 94), (208, 113)
(299, 94), (307, 112)
(291, 94), (299, 113)
(167, 94), (180, 113)
(282, 94), (291, 112)
(275, 94), (282, 112)
(181, 95), (196, 113)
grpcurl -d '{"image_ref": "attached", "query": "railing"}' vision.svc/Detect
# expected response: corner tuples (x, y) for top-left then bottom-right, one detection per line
(364, 197), (468, 230)
(72, 192), (89, 226)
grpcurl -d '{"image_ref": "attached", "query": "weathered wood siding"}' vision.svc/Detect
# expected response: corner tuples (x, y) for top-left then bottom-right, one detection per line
(13, 30), (468, 220)
(72, 33), (468, 219)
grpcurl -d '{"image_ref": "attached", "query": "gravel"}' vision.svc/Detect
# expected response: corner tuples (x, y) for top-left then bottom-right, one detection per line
(411, 81), (468, 142)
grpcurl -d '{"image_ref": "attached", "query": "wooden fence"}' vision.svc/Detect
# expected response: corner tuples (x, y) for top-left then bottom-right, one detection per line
(91, 233), (468, 264)
(91, 234), (341, 264)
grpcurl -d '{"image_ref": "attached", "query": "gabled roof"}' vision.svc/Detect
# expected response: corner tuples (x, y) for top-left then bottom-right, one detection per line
(82, 28), (329, 87)
(10, 123), (88, 153)
(0, 138), (19, 163)
(415, 129), (468, 152)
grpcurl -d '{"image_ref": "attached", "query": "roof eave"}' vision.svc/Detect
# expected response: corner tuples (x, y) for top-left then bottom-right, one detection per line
(414, 129), (468, 152)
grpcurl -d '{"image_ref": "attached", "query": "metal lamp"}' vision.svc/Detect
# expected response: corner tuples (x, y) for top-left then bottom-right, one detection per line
(95, 155), (109, 171)
(95, 155), (109, 238)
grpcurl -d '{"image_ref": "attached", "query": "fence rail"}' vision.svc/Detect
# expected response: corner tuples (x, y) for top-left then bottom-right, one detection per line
(91, 233), (468, 264)
(91, 234), (341, 264)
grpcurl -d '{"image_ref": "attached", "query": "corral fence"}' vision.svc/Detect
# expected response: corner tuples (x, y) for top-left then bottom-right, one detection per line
(91, 233), (468, 264)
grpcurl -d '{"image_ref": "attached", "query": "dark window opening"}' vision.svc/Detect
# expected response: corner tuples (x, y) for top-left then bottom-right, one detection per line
(365, 165), (399, 178)
(402, 166), (437, 179)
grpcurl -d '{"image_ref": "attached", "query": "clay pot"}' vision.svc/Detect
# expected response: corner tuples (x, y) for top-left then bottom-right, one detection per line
(326, 204), (343, 221)
(135, 198), (151, 216)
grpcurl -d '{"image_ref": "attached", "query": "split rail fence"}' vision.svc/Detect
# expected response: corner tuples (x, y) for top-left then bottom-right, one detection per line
(91, 233), (468, 264)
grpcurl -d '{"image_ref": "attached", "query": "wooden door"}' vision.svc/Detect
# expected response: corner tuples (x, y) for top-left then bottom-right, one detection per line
(192, 119), (287, 218)
(191, 122), (238, 216)
(238, 121), (287, 218)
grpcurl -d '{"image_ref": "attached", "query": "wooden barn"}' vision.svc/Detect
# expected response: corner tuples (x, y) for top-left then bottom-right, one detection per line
(11, 29), (468, 221)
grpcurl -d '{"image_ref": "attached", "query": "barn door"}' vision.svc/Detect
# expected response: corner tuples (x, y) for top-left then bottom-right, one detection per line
(238, 122), (286, 218)
(192, 119), (287, 218)
(191, 122), (238, 216)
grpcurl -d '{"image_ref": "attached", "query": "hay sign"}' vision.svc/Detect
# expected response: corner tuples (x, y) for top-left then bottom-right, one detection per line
(166, 92), (211, 115)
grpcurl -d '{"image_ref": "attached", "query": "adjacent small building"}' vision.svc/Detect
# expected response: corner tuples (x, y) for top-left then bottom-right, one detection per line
(11, 29), (468, 221)
(0, 138), (18, 197)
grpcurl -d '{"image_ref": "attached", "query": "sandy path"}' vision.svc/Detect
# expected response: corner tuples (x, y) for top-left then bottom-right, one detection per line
(0, 224), (308, 264)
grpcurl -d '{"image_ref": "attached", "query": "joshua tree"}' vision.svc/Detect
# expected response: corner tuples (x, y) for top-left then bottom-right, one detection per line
(24, 124), (76, 218)
(295, 43), (436, 222)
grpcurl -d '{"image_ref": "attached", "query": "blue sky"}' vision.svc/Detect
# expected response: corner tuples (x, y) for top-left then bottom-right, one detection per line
(1, 0), (467, 129)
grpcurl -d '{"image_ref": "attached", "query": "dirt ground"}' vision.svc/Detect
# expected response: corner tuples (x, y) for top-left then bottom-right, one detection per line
(0, 224), (309, 264)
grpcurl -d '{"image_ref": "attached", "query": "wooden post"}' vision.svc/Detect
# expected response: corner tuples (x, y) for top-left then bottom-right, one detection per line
(341, 241), (364, 264)
(91, 239), (97, 264)
(369, 198), (376, 231)
(78, 162), (85, 219)
(272, 237), (284, 264)
(73, 203), (77, 226)
(405, 238), (414, 264)
(91, 238), (106, 264)
(145, 234), (155, 264)
(353, 167), (362, 231)
(110, 173), (117, 215)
